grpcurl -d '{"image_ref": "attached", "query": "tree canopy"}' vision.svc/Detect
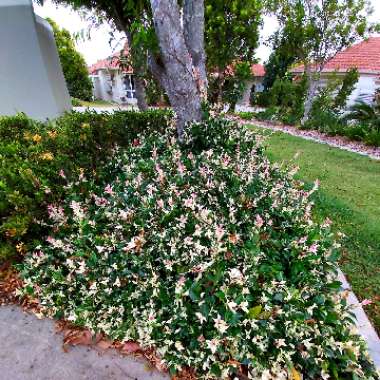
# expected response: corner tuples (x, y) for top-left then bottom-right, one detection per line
(265, 0), (377, 123)
(47, 18), (93, 101)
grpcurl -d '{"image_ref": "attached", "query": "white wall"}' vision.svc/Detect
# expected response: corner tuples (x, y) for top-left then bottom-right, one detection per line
(237, 78), (265, 106)
(91, 69), (137, 105)
(0, 0), (71, 119)
(348, 74), (378, 106)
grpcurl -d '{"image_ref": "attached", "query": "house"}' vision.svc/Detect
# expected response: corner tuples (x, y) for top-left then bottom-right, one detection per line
(89, 49), (137, 105)
(89, 50), (266, 107)
(236, 64), (266, 108)
(291, 37), (380, 106)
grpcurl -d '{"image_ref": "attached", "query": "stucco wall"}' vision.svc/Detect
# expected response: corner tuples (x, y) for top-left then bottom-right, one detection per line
(91, 69), (137, 105)
(237, 77), (265, 106)
(0, 0), (71, 119)
(348, 74), (378, 106)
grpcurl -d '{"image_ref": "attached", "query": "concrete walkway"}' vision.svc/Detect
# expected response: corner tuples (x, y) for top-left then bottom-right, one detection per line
(0, 306), (169, 380)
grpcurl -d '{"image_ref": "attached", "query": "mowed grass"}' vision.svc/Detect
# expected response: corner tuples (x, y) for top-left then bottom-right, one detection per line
(250, 126), (380, 333)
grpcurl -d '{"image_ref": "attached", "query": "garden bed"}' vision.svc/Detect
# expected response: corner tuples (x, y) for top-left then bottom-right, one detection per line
(9, 115), (378, 379)
(230, 114), (380, 160)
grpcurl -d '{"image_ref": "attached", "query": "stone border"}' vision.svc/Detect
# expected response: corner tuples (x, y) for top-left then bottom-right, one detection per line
(231, 116), (380, 161)
(338, 270), (380, 369)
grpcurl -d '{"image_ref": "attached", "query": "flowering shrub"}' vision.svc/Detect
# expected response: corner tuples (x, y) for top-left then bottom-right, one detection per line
(0, 110), (172, 263)
(21, 119), (379, 379)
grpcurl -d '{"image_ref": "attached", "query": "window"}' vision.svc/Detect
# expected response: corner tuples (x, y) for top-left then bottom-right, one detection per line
(124, 75), (136, 99)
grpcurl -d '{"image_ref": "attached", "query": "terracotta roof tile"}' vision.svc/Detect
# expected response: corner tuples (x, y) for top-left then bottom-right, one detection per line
(88, 45), (133, 75)
(251, 64), (266, 77)
(292, 37), (380, 74)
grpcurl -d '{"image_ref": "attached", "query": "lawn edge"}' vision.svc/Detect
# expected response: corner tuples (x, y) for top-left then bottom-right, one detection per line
(338, 269), (380, 369)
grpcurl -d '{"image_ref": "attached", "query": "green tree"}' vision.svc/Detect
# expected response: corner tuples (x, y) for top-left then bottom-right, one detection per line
(47, 18), (93, 101)
(263, 25), (303, 90)
(205, 0), (263, 103)
(266, 0), (376, 124)
(42, 0), (206, 138)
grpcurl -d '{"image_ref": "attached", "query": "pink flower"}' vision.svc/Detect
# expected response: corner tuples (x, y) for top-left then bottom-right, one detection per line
(361, 299), (373, 306)
(308, 243), (319, 254)
(59, 169), (66, 179)
(255, 214), (264, 228)
(104, 184), (114, 195)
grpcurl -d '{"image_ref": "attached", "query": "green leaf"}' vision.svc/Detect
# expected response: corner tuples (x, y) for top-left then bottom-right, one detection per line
(248, 305), (262, 319)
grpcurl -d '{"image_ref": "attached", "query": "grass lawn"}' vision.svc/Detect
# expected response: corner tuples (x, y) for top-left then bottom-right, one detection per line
(76, 99), (120, 108)
(250, 126), (380, 333)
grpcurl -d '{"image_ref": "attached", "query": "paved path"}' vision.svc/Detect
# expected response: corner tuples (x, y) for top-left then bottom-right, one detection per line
(0, 306), (169, 380)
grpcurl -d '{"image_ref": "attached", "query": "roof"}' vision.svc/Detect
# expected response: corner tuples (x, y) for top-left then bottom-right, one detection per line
(251, 64), (266, 77)
(89, 45), (133, 75)
(292, 37), (380, 75)
(90, 51), (266, 78)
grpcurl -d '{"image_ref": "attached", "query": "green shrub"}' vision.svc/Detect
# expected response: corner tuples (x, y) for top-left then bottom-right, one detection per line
(71, 98), (82, 107)
(268, 75), (307, 125)
(250, 91), (271, 107)
(304, 69), (359, 135)
(254, 107), (279, 122)
(236, 112), (256, 121)
(364, 130), (380, 146)
(21, 118), (379, 379)
(0, 110), (173, 263)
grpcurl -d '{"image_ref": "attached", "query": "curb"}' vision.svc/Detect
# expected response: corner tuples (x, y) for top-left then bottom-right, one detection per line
(338, 270), (380, 369)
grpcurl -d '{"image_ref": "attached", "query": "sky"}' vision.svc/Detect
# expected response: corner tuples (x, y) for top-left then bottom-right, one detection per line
(33, 1), (380, 66)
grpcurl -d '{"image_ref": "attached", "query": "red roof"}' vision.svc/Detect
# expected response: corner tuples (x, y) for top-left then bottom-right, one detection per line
(292, 37), (380, 75)
(90, 53), (266, 78)
(89, 46), (133, 75)
(251, 64), (265, 77)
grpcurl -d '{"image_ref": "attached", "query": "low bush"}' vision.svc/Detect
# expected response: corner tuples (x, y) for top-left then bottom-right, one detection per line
(0, 110), (173, 263)
(304, 69), (359, 135)
(21, 118), (379, 379)
(71, 97), (82, 107)
(267, 75), (307, 125)
(235, 112), (256, 121)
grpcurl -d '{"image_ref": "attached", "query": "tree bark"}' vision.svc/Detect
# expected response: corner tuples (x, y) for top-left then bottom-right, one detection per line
(133, 73), (148, 111)
(150, 0), (203, 139)
(216, 70), (225, 106)
(183, 0), (208, 98)
(301, 65), (320, 126)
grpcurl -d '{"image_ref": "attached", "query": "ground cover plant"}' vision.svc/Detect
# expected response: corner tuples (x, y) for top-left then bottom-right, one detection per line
(21, 118), (379, 379)
(0, 110), (172, 263)
(249, 126), (380, 334)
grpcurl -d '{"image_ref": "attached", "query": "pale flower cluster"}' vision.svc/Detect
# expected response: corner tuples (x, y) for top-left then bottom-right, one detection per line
(22, 121), (379, 380)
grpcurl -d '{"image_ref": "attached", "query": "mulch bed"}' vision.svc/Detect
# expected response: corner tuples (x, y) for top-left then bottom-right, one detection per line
(229, 115), (380, 161)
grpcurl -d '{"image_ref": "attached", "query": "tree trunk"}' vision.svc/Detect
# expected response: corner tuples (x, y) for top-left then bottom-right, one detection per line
(301, 65), (321, 126)
(183, 0), (208, 99)
(216, 71), (225, 106)
(133, 72), (148, 111)
(150, 0), (203, 139)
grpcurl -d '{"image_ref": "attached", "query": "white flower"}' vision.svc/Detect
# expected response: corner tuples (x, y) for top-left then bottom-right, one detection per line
(229, 268), (245, 285)
(195, 312), (207, 324)
(206, 339), (219, 354)
(175, 341), (185, 351)
(274, 339), (286, 348)
(213, 315), (229, 334)
(227, 301), (238, 312)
